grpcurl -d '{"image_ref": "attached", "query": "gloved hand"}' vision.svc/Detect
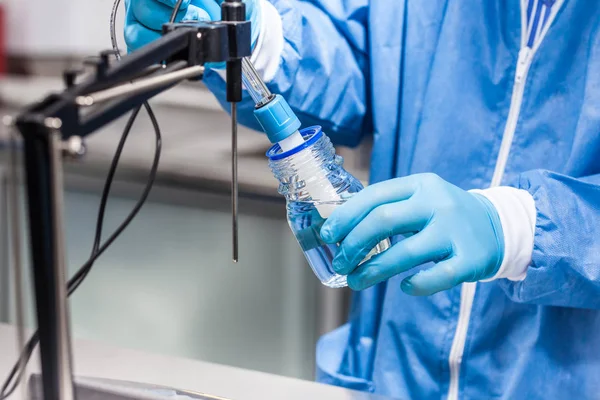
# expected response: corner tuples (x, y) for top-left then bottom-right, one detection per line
(124, 0), (260, 53)
(320, 173), (505, 295)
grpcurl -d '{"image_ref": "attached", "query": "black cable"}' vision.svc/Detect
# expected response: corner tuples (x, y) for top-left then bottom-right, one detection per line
(1, 333), (39, 398)
(170, 0), (185, 23)
(69, 103), (161, 293)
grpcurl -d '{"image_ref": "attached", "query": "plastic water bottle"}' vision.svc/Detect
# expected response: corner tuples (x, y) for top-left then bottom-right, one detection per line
(267, 126), (391, 288)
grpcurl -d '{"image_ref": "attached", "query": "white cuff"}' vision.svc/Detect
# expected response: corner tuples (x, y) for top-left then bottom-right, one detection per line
(251, 0), (284, 83)
(471, 187), (537, 282)
(216, 0), (283, 83)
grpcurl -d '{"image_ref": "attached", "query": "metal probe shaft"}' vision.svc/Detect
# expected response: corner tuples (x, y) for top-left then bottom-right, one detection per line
(222, 0), (246, 263)
(231, 103), (239, 263)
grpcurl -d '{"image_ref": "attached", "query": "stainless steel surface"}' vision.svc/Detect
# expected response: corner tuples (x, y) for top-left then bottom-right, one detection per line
(76, 65), (204, 106)
(231, 103), (239, 263)
(28, 374), (232, 400)
(0, 323), (397, 400)
(49, 131), (76, 400)
(29, 374), (235, 400)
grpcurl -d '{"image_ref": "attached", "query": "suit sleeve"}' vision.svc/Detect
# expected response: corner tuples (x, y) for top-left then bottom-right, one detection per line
(202, 0), (370, 147)
(497, 170), (600, 309)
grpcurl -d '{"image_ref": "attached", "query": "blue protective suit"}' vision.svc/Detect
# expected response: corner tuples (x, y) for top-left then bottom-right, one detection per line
(204, 0), (600, 398)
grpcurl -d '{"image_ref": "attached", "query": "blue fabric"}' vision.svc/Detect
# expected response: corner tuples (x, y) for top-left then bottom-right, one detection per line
(204, 0), (600, 398)
(526, 0), (535, 22)
(319, 174), (505, 295)
(526, 0), (555, 48)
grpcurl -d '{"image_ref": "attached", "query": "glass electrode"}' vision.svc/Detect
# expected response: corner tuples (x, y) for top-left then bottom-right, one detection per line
(242, 58), (272, 107)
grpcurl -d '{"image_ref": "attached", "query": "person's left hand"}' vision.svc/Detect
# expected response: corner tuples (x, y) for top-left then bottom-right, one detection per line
(319, 173), (505, 295)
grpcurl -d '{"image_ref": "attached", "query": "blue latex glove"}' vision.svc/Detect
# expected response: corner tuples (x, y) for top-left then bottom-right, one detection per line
(124, 0), (260, 54)
(320, 173), (505, 295)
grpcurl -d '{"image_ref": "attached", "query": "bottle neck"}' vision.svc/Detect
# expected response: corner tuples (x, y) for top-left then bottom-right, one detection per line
(267, 127), (342, 202)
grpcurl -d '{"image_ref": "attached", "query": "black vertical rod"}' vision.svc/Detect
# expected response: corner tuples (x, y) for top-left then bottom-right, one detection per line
(222, 0), (245, 103)
(231, 103), (239, 263)
(21, 124), (74, 400)
(222, 0), (246, 263)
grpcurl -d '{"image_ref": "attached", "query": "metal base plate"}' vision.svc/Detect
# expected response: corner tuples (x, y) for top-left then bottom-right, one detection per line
(28, 374), (231, 400)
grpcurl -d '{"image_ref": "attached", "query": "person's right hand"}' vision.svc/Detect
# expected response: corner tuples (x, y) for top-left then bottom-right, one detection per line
(124, 0), (260, 53)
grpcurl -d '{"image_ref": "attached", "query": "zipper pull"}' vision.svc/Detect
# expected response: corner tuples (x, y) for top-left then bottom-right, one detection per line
(515, 47), (532, 84)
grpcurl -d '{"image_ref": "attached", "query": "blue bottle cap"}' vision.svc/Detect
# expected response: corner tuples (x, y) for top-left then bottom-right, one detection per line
(266, 126), (323, 160)
(253, 94), (302, 143)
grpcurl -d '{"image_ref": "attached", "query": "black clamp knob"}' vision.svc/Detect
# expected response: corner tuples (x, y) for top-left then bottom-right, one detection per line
(222, 0), (247, 103)
(63, 68), (84, 88)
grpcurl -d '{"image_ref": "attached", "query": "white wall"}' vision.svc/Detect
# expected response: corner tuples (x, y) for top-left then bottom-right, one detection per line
(4, 0), (124, 55)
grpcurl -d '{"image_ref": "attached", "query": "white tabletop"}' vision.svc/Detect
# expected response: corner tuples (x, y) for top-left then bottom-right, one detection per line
(0, 324), (392, 400)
